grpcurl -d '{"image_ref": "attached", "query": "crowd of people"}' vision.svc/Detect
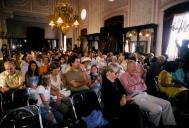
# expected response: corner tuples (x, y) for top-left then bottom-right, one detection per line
(0, 49), (189, 128)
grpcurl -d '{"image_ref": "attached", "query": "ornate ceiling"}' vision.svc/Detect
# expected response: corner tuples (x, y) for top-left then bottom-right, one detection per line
(0, 0), (55, 23)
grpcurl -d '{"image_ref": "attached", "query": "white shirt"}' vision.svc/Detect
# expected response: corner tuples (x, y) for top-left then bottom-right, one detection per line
(50, 74), (62, 90)
(37, 85), (51, 106)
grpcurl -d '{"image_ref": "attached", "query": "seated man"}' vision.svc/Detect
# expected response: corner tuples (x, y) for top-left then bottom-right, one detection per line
(0, 60), (41, 109)
(101, 66), (144, 128)
(119, 60), (176, 127)
(0, 60), (24, 93)
(0, 60), (26, 111)
(64, 55), (91, 94)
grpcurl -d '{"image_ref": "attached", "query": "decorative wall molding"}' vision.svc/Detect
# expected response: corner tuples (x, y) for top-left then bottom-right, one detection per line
(1, 0), (54, 23)
(32, 0), (54, 14)
(3, 0), (31, 12)
(160, 0), (174, 8)
(159, 0), (189, 11)
(102, 6), (128, 22)
(103, 0), (128, 12)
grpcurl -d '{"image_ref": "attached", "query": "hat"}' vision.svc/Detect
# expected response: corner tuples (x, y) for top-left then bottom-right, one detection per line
(81, 57), (91, 64)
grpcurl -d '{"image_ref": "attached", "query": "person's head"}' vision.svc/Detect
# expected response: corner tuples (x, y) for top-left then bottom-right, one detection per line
(69, 55), (81, 69)
(127, 60), (137, 75)
(91, 65), (98, 74)
(102, 64), (120, 80)
(102, 67), (119, 82)
(157, 55), (166, 65)
(111, 56), (118, 63)
(81, 57), (91, 66)
(49, 62), (61, 76)
(29, 60), (38, 71)
(43, 56), (50, 65)
(138, 55), (145, 64)
(4, 60), (16, 75)
(22, 54), (28, 61)
(60, 56), (66, 64)
(40, 75), (50, 87)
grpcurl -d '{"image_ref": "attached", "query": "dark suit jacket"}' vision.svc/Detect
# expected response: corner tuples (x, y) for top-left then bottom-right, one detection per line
(101, 78), (127, 119)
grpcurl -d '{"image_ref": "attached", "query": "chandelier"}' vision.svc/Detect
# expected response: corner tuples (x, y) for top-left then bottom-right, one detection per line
(48, 0), (79, 33)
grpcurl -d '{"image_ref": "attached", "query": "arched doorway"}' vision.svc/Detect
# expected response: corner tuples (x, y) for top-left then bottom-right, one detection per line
(100, 15), (124, 54)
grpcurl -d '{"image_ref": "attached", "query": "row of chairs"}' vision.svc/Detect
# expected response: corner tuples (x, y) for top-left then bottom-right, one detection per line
(0, 88), (43, 128)
(0, 88), (106, 128)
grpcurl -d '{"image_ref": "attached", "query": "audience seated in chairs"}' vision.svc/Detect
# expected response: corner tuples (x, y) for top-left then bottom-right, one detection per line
(101, 67), (145, 128)
(0, 59), (24, 94)
(48, 62), (73, 120)
(158, 60), (189, 113)
(25, 60), (40, 89)
(0, 59), (43, 128)
(64, 55), (91, 94)
(119, 60), (176, 128)
(0, 59), (26, 111)
(89, 65), (102, 96)
(36, 75), (63, 128)
(145, 56), (166, 96)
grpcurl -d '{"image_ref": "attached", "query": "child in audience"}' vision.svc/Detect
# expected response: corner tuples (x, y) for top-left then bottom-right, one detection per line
(90, 65), (102, 95)
(37, 75), (63, 127)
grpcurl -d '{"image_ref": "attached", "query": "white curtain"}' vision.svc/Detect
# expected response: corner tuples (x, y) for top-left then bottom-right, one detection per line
(166, 12), (189, 60)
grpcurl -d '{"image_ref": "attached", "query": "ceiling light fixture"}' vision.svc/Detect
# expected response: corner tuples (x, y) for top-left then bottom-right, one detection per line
(48, 0), (79, 34)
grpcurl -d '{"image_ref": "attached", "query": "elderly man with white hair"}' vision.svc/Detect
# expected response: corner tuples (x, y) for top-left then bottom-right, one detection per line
(120, 60), (176, 127)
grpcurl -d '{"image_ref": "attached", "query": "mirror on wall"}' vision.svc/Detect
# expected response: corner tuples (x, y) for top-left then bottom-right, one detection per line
(123, 24), (158, 54)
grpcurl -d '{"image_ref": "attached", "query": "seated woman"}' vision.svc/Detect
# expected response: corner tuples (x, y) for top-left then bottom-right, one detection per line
(25, 60), (40, 89)
(25, 60), (41, 104)
(101, 66), (144, 128)
(48, 62), (72, 118)
(158, 61), (189, 112)
(36, 75), (63, 127)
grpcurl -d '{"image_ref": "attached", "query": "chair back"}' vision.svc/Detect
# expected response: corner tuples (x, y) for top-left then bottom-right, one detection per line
(0, 93), (3, 118)
(0, 105), (43, 128)
(2, 88), (30, 112)
(70, 90), (101, 120)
